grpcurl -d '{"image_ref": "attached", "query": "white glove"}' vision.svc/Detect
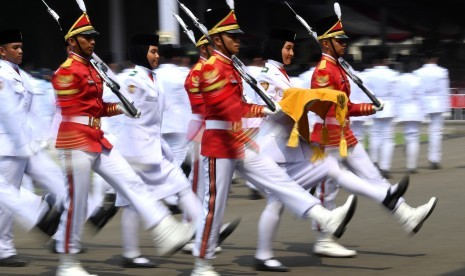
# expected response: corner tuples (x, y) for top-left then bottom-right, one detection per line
(373, 99), (384, 112)
(263, 101), (282, 116)
(117, 102), (141, 118)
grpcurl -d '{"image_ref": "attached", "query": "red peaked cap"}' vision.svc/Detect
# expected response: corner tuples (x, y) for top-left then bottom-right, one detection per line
(58, 6), (99, 41)
(204, 6), (243, 35)
(314, 15), (348, 40)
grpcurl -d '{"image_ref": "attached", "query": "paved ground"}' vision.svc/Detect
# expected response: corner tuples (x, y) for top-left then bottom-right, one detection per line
(2, 122), (465, 276)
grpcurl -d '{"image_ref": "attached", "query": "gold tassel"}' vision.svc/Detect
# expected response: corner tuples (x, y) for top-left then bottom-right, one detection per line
(287, 122), (299, 147)
(339, 136), (348, 157)
(310, 144), (326, 163)
(321, 124), (329, 144)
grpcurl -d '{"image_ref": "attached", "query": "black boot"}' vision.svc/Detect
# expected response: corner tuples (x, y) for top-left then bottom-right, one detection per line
(88, 193), (119, 231)
(382, 175), (409, 210)
(36, 203), (62, 237)
(218, 218), (241, 245)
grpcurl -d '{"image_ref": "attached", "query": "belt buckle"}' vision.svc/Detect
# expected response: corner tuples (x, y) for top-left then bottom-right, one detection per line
(231, 121), (242, 132)
(89, 117), (101, 129)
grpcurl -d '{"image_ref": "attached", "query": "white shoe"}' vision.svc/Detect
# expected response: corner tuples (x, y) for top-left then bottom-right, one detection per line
(191, 258), (220, 276)
(182, 241), (195, 254)
(152, 216), (195, 257)
(313, 233), (357, 257)
(56, 262), (97, 276)
(309, 195), (357, 239)
(394, 197), (438, 234)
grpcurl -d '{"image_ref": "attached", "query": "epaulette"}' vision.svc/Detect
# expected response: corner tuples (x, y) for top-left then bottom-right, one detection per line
(205, 56), (217, 65)
(261, 67), (269, 73)
(193, 62), (203, 70)
(318, 60), (326, 71)
(60, 58), (73, 68)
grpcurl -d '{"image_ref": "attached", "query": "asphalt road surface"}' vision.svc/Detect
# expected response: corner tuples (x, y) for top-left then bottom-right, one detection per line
(2, 127), (465, 276)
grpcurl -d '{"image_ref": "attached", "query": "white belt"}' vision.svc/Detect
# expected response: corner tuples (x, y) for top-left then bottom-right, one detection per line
(205, 120), (242, 132)
(62, 116), (101, 129)
(190, 113), (204, 121)
(315, 117), (347, 126)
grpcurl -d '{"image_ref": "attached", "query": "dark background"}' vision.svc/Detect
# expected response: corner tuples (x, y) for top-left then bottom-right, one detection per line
(2, 0), (465, 86)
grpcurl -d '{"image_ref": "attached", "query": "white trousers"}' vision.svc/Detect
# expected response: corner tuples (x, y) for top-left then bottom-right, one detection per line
(316, 143), (402, 211)
(194, 148), (320, 260)
(369, 117), (395, 171)
(403, 121), (421, 170)
(0, 176), (47, 258)
(0, 150), (66, 258)
(427, 113), (444, 163)
(54, 148), (170, 254)
(256, 143), (390, 260)
(119, 153), (201, 258)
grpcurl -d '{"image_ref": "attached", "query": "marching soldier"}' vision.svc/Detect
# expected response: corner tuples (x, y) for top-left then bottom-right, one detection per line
(191, 5), (358, 275)
(114, 33), (237, 267)
(413, 38), (451, 170)
(252, 27), (437, 271)
(363, 48), (400, 178)
(396, 55), (425, 173)
(310, 13), (438, 257)
(0, 28), (64, 267)
(182, 28), (241, 255)
(50, 6), (194, 275)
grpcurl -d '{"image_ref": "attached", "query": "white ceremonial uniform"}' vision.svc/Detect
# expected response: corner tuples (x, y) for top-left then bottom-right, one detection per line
(348, 70), (372, 146)
(364, 65), (400, 173)
(413, 63), (451, 165)
(28, 76), (57, 146)
(253, 60), (399, 261)
(116, 65), (201, 259)
(396, 72), (425, 171)
(0, 175), (49, 232)
(85, 85), (120, 219)
(241, 65), (265, 194)
(0, 61), (66, 259)
(156, 63), (192, 166)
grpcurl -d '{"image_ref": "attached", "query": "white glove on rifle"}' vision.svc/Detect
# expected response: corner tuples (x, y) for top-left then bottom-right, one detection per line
(373, 99), (385, 112)
(117, 102), (141, 118)
(263, 101), (282, 116)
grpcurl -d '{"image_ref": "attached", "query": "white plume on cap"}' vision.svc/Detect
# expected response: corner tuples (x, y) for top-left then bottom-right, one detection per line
(226, 0), (234, 9)
(76, 0), (87, 12)
(334, 2), (342, 19)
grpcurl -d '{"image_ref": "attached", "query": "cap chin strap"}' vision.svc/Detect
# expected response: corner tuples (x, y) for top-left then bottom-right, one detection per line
(329, 39), (340, 60)
(219, 34), (233, 57)
(72, 36), (91, 59)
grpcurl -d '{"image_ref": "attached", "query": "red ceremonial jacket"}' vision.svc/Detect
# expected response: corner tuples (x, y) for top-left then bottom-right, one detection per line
(199, 50), (265, 159)
(184, 57), (207, 142)
(52, 52), (120, 153)
(310, 54), (375, 147)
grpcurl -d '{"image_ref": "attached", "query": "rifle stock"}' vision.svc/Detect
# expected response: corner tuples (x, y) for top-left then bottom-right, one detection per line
(89, 59), (140, 117)
(231, 56), (276, 111)
(338, 59), (381, 107)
